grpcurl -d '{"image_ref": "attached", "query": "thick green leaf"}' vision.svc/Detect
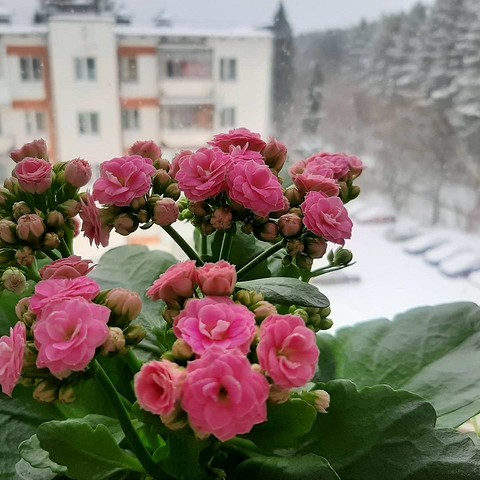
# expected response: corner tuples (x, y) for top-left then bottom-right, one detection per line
(90, 245), (177, 359)
(0, 386), (63, 479)
(304, 380), (480, 479)
(15, 458), (60, 480)
(155, 429), (206, 480)
(37, 419), (143, 480)
(316, 302), (480, 427)
(236, 277), (329, 308)
(19, 434), (66, 474)
(242, 399), (317, 452)
(232, 454), (340, 480)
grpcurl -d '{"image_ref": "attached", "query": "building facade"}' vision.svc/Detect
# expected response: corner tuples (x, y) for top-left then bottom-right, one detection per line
(0, 1), (273, 179)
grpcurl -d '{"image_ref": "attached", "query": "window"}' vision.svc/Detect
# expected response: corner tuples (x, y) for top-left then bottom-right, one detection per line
(75, 57), (96, 81)
(78, 112), (99, 135)
(25, 111), (46, 134)
(120, 56), (138, 82)
(121, 109), (140, 130)
(162, 49), (212, 79)
(163, 105), (213, 130)
(220, 58), (236, 81)
(220, 107), (236, 127)
(20, 57), (43, 81)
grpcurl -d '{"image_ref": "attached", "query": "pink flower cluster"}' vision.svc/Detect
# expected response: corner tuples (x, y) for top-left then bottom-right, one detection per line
(173, 128), (286, 217)
(137, 259), (320, 441)
(28, 275), (110, 378)
(147, 260), (237, 307)
(93, 155), (156, 207)
(0, 323), (26, 397)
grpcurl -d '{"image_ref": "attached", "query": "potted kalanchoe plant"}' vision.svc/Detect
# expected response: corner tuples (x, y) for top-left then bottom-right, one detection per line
(1, 130), (480, 480)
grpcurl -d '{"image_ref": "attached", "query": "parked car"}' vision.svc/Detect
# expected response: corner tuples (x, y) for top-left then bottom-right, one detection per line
(438, 251), (480, 277)
(384, 218), (423, 242)
(403, 231), (451, 255)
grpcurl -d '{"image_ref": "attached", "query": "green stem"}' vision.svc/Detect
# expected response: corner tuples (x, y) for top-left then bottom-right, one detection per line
(59, 238), (72, 258)
(237, 241), (284, 281)
(43, 250), (61, 262)
(309, 263), (353, 278)
(161, 225), (204, 265)
(123, 348), (143, 375)
(219, 231), (233, 261)
(90, 360), (159, 478)
(25, 264), (42, 282)
(200, 232), (208, 257)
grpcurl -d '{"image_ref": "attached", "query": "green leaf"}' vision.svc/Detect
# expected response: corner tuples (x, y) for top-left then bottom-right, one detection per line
(242, 399), (317, 452)
(212, 229), (272, 280)
(316, 302), (480, 427)
(232, 454), (340, 480)
(19, 434), (66, 474)
(15, 458), (61, 480)
(304, 380), (480, 479)
(155, 429), (206, 480)
(0, 386), (63, 479)
(37, 419), (144, 480)
(236, 277), (329, 308)
(90, 245), (177, 359)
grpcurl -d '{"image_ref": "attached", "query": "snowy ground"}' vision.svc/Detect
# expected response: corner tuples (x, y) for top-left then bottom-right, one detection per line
(314, 221), (480, 331)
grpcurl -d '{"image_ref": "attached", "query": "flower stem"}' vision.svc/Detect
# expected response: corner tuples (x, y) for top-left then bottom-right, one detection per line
(219, 231), (233, 261)
(309, 263), (354, 278)
(200, 232), (208, 257)
(59, 238), (72, 258)
(162, 225), (204, 265)
(90, 359), (158, 478)
(237, 241), (284, 280)
(43, 250), (61, 262)
(123, 348), (143, 374)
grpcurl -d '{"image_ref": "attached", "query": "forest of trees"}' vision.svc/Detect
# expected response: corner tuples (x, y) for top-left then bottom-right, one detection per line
(295, 0), (480, 229)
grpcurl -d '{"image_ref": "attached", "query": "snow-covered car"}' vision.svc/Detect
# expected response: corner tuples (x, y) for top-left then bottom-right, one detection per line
(438, 251), (480, 277)
(403, 231), (451, 254)
(384, 218), (423, 242)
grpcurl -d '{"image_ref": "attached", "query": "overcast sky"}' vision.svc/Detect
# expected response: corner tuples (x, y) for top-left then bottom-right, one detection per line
(3, 0), (434, 33)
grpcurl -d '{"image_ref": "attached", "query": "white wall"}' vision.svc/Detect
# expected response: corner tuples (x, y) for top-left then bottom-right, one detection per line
(211, 35), (273, 138)
(48, 16), (122, 165)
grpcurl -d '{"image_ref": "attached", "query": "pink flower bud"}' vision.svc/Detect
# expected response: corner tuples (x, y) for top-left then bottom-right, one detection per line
(197, 261), (237, 296)
(42, 232), (61, 250)
(284, 186), (304, 207)
(1, 267), (27, 294)
(152, 170), (172, 194)
(278, 213), (303, 237)
(210, 207), (233, 231)
(101, 327), (126, 355)
(303, 237), (328, 259)
(114, 213), (138, 236)
(59, 199), (81, 218)
(286, 239), (304, 256)
(64, 158), (92, 188)
(258, 221), (279, 242)
(129, 140), (162, 162)
(10, 139), (48, 163)
(314, 389), (330, 413)
(296, 254), (313, 270)
(269, 384), (291, 404)
(189, 201), (210, 218)
(0, 219), (17, 244)
(105, 288), (143, 328)
(15, 246), (35, 267)
(15, 297), (31, 320)
(171, 339), (193, 360)
(46, 210), (65, 229)
(164, 182), (181, 200)
(15, 157), (53, 194)
(16, 214), (46, 244)
(152, 198), (179, 227)
(252, 300), (277, 322)
(263, 137), (287, 173)
(33, 378), (60, 403)
(12, 202), (32, 221)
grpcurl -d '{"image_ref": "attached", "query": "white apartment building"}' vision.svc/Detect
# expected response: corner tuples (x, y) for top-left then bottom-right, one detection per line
(0, 1), (274, 179)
